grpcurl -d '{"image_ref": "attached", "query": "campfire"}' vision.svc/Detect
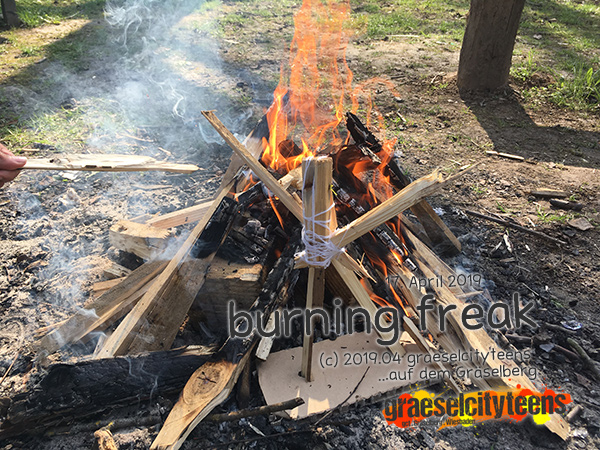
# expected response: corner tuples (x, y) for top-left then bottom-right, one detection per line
(0, 0), (569, 448)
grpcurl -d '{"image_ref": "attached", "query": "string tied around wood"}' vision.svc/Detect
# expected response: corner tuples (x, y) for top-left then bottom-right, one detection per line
(297, 157), (343, 269)
(299, 202), (345, 269)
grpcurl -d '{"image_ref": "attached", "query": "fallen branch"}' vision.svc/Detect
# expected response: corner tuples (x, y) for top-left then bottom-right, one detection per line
(567, 338), (600, 382)
(464, 209), (568, 246)
(485, 150), (531, 162)
(205, 398), (304, 422)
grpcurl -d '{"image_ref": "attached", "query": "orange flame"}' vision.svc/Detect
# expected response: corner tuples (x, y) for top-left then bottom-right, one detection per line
(257, 0), (414, 324)
(261, 0), (354, 172)
(261, 0), (401, 190)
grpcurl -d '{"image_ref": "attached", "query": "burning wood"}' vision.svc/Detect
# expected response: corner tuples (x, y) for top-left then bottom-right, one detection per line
(6, 0), (572, 446)
(14, 105), (568, 445)
(0, 346), (216, 439)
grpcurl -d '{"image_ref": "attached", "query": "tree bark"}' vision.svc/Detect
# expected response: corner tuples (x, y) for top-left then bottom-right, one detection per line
(1, 0), (20, 28)
(457, 0), (526, 92)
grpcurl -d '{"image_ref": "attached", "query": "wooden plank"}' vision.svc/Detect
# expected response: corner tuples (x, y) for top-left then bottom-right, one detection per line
(191, 256), (268, 333)
(109, 220), (174, 260)
(34, 261), (167, 355)
(146, 201), (213, 229)
(401, 316), (460, 392)
(401, 227), (569, 440)
(151, 238), (301, 450)
(255, 308), (282, 361)
(345, 112), (460, 254)
(301, 268), (325, 382)
(23, 154), (198, 174)
(409, 200), (461, 254)
(300, 157), (335, 381)
(202, 111), (370, 281)
(330, 164), (476, 250)
(92, 278), (125, 292)
(103, 263), (132, 280)
(92, 122), (267, 358)
(151, 359), (242, 450)
(331, 170), (444, 248)
(95, 195), (238, 358)
(201, 111), (303, 221)
(330, 260), (406, 357)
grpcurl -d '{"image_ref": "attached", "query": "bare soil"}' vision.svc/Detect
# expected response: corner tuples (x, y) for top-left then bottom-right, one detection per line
(0, 4), (599, 450)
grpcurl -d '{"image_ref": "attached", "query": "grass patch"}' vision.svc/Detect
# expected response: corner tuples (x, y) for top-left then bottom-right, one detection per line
(550, 65), (600, 110)
(470, 184), (487, 197)
(535, 205), (576, 224)
(350, 0), (469, 41)
(0, 105), (93, 152)
(17, 0), (105, 27)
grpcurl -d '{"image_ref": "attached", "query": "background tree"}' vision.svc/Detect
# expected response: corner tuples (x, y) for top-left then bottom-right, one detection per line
(1, 0), (20, 27)
(457, 0), (526, 92)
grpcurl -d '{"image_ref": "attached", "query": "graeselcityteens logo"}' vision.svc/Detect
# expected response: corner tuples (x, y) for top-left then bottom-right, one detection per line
(382, 386), (571, 429)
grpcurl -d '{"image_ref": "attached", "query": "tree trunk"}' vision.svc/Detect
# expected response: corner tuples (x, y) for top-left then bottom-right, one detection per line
(1, 0), (20, 28)
(457, 0), (525, 92)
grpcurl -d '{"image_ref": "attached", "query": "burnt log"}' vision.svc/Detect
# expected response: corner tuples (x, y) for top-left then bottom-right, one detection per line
(345, 112), (461, 255)
(0, 346), (216, 439)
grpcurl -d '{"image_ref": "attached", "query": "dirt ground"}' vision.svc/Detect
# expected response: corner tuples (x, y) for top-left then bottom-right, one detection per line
(0, 1), (599, 449)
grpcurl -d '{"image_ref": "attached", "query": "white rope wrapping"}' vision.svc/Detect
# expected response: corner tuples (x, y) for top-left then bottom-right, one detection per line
(298, 161), (345, 269)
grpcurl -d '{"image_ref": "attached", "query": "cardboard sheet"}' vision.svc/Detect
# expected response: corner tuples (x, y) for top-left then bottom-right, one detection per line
(257, 332), (435, 419)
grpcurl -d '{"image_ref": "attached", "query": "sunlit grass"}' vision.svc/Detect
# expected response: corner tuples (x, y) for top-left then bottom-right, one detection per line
(17, 0), (105, 27)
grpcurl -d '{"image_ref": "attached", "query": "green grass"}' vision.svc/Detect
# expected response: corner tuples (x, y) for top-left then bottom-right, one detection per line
(0, 105), (93, 152)
(535, 204), (577, 224)
(511, 0), (600, 111)
(550, 65), (600, 110)
(496, 201), (508, 214)
(1, 0), (598, 156)
(18, 45), (42, 57)
(349, 0), (600, 112)
(17, 0), (105, 27)
(350, 0), (469, 41)
(470, 184), (487, 197)
(511, 50), (540, 83)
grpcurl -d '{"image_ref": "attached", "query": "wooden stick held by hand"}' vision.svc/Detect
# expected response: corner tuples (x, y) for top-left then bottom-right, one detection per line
(22, 154), (198, 174)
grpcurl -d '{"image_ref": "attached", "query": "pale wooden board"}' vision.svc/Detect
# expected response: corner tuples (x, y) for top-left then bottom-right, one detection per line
(23, 154), (198, 174)
(258, 332), (434, 420)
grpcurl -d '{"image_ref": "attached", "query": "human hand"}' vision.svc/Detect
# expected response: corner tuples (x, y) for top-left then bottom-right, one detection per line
(0, 144), (26, 188)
